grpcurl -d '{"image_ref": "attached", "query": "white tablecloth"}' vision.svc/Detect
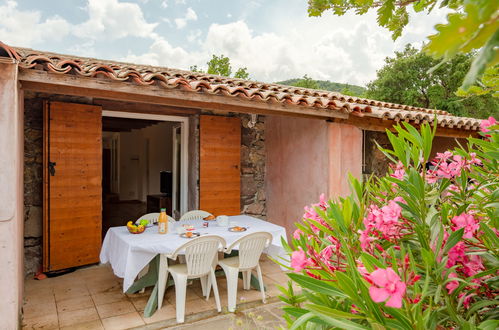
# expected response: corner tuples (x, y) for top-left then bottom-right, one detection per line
(100, 215), (289, 292)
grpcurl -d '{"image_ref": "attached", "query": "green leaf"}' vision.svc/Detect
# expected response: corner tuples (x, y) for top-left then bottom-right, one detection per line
(466, 300), (499, 317)
(287, 273), (348, 298)
(289, 312), (316, 330)
(462, 29), (499, 90)
(306, 304), (368, 329)
(478, 319), (499, 330)
(443, 228), (464, 254)
(376, 0), (395, 27)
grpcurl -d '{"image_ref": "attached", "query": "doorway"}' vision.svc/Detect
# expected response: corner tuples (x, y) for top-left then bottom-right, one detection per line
(101, 111), (188, 235)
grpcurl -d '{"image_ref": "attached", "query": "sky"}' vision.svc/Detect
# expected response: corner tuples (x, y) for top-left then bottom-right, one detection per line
(0, 0), (449, 86)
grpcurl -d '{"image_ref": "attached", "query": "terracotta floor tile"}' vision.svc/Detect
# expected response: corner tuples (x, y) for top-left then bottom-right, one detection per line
(91, 290), (128, 306)
(101, 311), (145, 330)
(165, 286), (202, 304)
(96, 300), (136, 319)
(57, 295), (94, 313)
(54, 285), (90, 302)
(185, 298), (220, 315)
(86, 279), (122, 295)
(23, 290), (55, 307)
(142, 303), (176, 324)
(266, 271), (290, 283)
(60, 319), (104, 330)
(22, 313), (59, 330)
(130, 296), (149, 312)
(58, 306), (99, 328)
(23, 300), (57, 319)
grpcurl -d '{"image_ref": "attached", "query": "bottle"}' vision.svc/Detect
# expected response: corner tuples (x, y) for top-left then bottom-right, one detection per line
(158, 208), (168, 234)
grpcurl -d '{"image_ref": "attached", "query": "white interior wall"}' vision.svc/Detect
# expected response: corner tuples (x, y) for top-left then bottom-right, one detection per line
(117, 122), (173, 201)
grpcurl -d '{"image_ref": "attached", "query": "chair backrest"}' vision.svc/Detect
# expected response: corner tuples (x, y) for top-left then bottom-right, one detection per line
(226, 232), (273, 269)
(135, 213), (175, 225)
(179, 210), (212, 221)
(172, 235), (226, 277)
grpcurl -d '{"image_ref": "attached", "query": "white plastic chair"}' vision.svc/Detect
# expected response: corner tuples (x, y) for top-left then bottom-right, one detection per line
(135, 213), (175, 226)
(158, 235), (226, 323)
(215, 232), (273, 312)
(179, 210), (212, 221)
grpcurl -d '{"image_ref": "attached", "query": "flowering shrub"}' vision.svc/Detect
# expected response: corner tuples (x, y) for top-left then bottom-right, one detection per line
(278, 118), (498, 329)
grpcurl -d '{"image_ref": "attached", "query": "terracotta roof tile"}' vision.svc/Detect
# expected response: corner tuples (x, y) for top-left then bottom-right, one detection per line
(0, 42), (482, 131)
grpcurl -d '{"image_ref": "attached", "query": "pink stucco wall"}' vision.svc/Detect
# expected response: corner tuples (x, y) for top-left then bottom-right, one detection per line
(265, 116), (362, 238)
(328, 122), (363, 198)
(0, 60), (24, 329)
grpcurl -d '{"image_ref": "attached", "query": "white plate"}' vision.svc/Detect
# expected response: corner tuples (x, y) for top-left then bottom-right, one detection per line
(228, 227), (247, 232)
(180, 232), (201, 238)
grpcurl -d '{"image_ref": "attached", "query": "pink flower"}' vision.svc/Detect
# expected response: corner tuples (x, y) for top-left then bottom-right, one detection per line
(291, 249), (312, 272)
(436, 151), (453, 162)
(293, 229), (303, 239)
(451, 213), (479, 239)
(462, 255), (484, 277)
(368, 268), (406, 308)
(459, 293), (472, 309)
(447, 242), (466, 268)
(376, 200), (403, 237)
(390, 161), (405, 180)
(446, 272), (459, 294)
(359, 228), (375, 252)
(480, 116), (496, 133)
(425, 169), (438, 184)
(468, 153), (482, 166)
(319, 245), (334, 261)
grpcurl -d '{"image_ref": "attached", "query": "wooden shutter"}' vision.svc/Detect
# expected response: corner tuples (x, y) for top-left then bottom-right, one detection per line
(199, 115), (241, 215)
(43, 101), (102, 272)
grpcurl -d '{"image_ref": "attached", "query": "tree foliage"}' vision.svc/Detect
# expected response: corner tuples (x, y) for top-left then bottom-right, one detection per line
(307, 0), (499, 93)
(289, 74), (320, 89)
(190, 54), (250, 79)
(277, 76), (367, 96)
(366, 45), (498, 119)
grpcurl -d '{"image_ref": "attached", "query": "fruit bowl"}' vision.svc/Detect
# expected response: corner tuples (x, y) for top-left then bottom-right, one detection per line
(127, 221), (146, 234)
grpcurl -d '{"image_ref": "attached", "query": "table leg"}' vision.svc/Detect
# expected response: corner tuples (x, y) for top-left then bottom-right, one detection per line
(125, 255), (160, 295)
(125, 255), (176, 318)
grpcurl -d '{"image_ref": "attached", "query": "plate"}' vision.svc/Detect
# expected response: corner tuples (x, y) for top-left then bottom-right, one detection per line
(180, 232), (201, 238)
(228, 226), (247, 232)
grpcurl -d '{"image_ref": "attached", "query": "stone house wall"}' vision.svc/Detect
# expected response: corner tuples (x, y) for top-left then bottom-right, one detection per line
(363, 130), (466, 177)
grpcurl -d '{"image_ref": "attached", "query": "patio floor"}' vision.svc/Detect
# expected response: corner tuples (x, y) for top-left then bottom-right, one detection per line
(22, 256), (289, 329)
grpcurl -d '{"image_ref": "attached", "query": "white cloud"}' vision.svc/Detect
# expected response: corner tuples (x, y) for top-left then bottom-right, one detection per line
(0, 0), (71, 46)
(124, 3), (449, 86)
(161, 0), (168, 9)
(74, 0), (158, 39)
(187, 29), (202, 43)
(175, 0), (186, 4)
(122, 37), (195, 68)
(174, 7), (197, 29)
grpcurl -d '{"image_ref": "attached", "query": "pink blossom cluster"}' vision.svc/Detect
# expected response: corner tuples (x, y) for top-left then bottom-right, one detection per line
(480, 116), (496, 133)
(359, 197), (407, 252)
(426, 151), (482, 184)
(390, 161), (406, 180)
(292, 194), (344, 274)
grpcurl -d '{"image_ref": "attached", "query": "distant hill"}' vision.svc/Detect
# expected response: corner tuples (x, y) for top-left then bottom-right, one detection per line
(275, 78), (366, 97)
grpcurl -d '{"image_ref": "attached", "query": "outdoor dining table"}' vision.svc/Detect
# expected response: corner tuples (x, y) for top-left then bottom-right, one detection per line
(100, 215), (289, 317)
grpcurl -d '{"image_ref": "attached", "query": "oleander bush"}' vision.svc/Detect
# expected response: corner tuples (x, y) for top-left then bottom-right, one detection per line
(278, 117), (498, 329)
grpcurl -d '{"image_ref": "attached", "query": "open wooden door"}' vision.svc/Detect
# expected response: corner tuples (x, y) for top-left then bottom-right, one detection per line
(200, 115), (241, 215)
(43, 101), (102, 272)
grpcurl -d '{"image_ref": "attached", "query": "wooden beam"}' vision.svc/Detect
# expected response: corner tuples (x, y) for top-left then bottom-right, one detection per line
(19, 69), (349, 120)
(94, 99), (200, 116)
(333, 116), (479, 138)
